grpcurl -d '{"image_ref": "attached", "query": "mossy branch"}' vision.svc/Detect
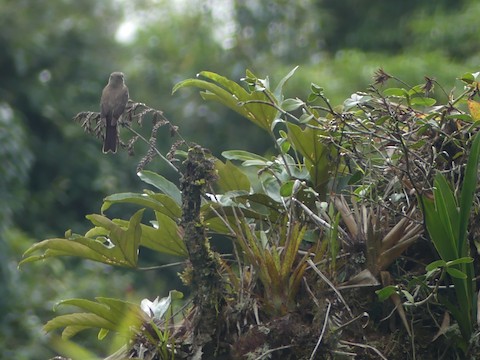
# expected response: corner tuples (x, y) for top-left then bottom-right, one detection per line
(179, 145), (224, 356)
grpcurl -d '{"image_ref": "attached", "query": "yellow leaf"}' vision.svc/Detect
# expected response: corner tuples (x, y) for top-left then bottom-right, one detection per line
(467, 100), (480, 121)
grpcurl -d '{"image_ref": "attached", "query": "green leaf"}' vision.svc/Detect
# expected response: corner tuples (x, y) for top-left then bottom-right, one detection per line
(347, 170), (363, 185)
(98, 328), (109, 340)
(287, 123), (330, 194)
(138, 171), (182, 205)
(198, 71), (251, 99)
(410, 97), (436, 106)
(281, 98), (304, 112)
(44, 313), (115, 338)
(215, 159), (250, 192)
(445, 114), (473, 122)
(280, 138), (291, 153)
(222, 150), (269, 163)
(458, 132), (480, 256)
(427, 174), (459, 261)
(446, 257), (474, 267)
(279, 180), (295, 197)
(460, 72), (475, 84)
(310, 83), (324, 95)
(401, 290), (415, 304)
(173, 78), (251, 119)
(383, 88), (408, 97)
(273, 66), (299, 100)
(20, 237), (117, 266)
(88, 209), (144, 267)
(45, 297), (144, 339)
(102, 192), (181, 219)
(446, 267), (467, 279)
(117, 211), (187, 257)
(235, 193), (283, 215)
(202, 203), (273, 234)
(307, 93), (318, 103)
(425, 259), (447, 272)
(422, 133), (478, 341)
(173, 71), (278, 132)
(147, 193), (182, 219)
(375, 285), (398, 301)
(299, 113), (314, 123)
(20, 211), (146, 267)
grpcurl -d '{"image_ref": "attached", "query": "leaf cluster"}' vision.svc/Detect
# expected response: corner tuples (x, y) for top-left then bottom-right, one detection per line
(20, 68), (480, 359)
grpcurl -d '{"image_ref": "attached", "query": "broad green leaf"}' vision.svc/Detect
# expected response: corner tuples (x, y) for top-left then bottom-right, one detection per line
(98, 328), (109, 340)
(310, 83), (324, 94)
(287, 123), (330, 194)
(441, 294), (472, 344)
(102, 192), (164, 213)
(148, 193), (182, 219)
(445, 114), (473, 122)
(425, 259), (447, 272)
(455, 132), (480, 337)
(20, 237), (119, 266)
(138, 171), (182, 205)
(261, 174), (282, 202)
(281, 98), (304, 112)
(215, 159), (250, 192)
(277, 137), (291, 153)
(410, 97), (436, 106)
(44, 313), (116, 337)
(431, 174), (459, 260)
(102, 192), (181, 219)
(273, 66), (299, 100)
(348, 170), (363, 185)
(173, 78), (251, 118)
(446, 267), (467, 279)
(422, 132), (479, 341)
(280, 180), (295, 197)
(460, 72), (475, 84)
(116, 211), (187, 257)
(21, 212), (144, 267)
(383, 88), (408, 97)
(56, 299), (116, 323)
(407, 84), (425, 96)
(98, 297), (139, 315)
(458, 132), (480, 255)
(173, 71), (277, 132)
(49, 336), (98, 358)
(234, 193), (283, 216)
(299, 113), (314, 123)
(307, 93), (318, 103)
(280, 225), (305, 280)
(44, 297), (144, 339)
(376, 285), (398, 301)
(222, 150), (269, 163)
(88, 209), (144, 267)
(446, 257), (474, 267)
(198, 71), (251, 99)
(422, 195), (456, 262)
(202, 203), (275, 234)
(401, 290), (415, 304)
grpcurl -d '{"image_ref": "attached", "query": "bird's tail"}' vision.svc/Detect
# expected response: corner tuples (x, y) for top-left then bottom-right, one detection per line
(103, 123), (118, 153)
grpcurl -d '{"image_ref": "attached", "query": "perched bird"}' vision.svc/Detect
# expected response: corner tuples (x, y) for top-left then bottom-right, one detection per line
(100, 72), (129, 153)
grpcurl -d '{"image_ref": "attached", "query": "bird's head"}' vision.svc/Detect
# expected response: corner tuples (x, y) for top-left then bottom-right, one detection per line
(109, 72), (125, 86)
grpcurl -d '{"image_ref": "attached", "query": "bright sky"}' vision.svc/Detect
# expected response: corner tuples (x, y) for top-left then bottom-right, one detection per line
(115, 0), (236, 49)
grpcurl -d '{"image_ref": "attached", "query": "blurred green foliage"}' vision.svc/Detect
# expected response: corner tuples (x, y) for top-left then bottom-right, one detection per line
(3, 0), (480, 357)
